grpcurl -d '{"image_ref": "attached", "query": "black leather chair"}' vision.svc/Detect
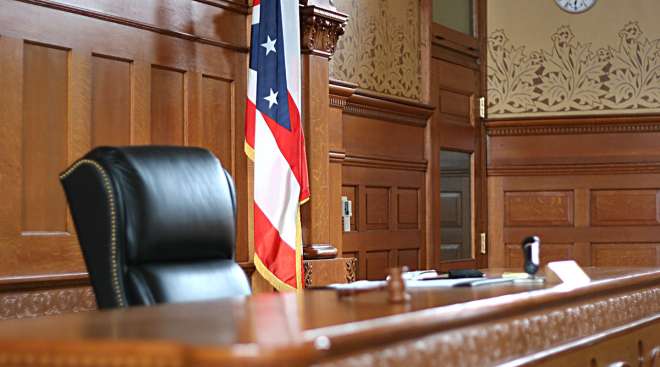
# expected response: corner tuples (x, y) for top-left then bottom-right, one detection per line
(60, 146), (251, 309)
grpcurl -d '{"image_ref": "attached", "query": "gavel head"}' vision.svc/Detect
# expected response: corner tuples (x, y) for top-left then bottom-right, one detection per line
(521, 236), (541, 276)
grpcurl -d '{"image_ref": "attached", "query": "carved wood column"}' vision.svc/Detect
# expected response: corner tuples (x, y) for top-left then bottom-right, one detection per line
(299, 0), (348, 259)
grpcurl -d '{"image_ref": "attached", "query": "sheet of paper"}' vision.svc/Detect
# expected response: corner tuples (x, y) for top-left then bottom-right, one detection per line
(405, 277), (485, 288)
(325, 280), (386, 291)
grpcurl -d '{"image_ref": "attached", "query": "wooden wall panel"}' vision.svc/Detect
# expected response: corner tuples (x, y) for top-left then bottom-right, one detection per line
(343, 114), (425, 161)
(397, 249), (419, 270)
(343, 159), (425, 280)
(335, 86), (431, 280)
(91, 55), (131, 146)
(151, 66), (185, 145)
(504, 191), (574, 227)
(0, 0), (249, 319)
(592, 243), (660, 267)
(200, 75), (233, 169)
(365, 250), (390, 280)
(487, 116), (660, 268)
(439, 90), (470, 121)
(397, 188), (419, 230)
(365, 186), (389, 230)
(22, 42), (69, 233)
(591, 190), (660, 226)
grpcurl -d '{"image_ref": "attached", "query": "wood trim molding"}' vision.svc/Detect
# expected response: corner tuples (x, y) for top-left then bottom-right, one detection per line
(488, 162), (660, 176)
(344, 153), (427, 172)
(15, 0), (249, 52)
(329, 150), (346, 163)
(486, 115), (660, 136)
(0, 272), (89, 291)
(329, 80), (435, 127)
(329, 79), (357, 109)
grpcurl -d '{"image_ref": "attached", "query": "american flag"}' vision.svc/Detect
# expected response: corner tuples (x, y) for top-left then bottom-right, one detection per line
(245, 0), (309, 290)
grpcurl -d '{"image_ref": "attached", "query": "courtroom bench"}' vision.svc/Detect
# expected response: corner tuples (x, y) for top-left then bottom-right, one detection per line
(0, 267), (657, 367)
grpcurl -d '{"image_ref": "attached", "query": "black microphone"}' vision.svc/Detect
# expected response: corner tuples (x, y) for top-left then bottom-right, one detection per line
(521, 236), (540, 276)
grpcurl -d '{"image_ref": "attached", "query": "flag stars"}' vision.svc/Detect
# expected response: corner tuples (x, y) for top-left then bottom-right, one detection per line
(261, 35), (277, 56)
(264, 88), (278, 108)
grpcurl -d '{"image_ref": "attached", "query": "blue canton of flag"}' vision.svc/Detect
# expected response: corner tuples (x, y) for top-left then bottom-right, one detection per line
(249, 0), (293, 130)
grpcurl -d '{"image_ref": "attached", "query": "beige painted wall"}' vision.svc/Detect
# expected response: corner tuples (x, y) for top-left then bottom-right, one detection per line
(487, 0), (660, 118)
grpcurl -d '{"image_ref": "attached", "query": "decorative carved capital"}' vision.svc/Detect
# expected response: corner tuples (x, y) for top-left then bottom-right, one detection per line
(300, 4), (348, 57)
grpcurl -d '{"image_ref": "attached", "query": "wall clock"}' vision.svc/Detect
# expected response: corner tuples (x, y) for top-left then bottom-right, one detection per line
(554, 0), (597, 13)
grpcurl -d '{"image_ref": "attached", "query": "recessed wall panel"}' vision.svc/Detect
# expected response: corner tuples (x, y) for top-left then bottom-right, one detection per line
(504, 191), (574, 227)
(365, 186), (390, 230)
(591, 190), (660, 226)
(592, 243), (660, 267)
(397, 249), (418, 270)
(201, 75), (232, 168)
(365, 250), (389, 280)
(22, 43), (68, 232)
(92, 55), (131, 146)
(151, 66), (184, 145)
(397, 188), (419, 229)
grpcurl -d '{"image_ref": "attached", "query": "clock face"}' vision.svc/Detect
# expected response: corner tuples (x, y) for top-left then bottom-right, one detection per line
(555, 0), (597, 13)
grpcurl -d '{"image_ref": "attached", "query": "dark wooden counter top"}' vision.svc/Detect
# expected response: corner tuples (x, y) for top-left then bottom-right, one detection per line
(0, 267), (658, 366)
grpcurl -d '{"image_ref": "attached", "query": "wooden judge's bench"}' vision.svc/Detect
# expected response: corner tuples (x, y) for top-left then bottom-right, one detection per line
(0, 267), (658, 367)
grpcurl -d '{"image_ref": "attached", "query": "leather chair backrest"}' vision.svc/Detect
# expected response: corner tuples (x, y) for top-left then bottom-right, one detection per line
(60, 146), (251, 309)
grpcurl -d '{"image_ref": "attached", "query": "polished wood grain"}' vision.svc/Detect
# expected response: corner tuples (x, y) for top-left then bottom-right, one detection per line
(91, 55), (131, 146)
(0, 0), (249, 319)
(0, 268), (657, 366)
(430, 13), (487, 271)
(487, 115), (660, 267)
(328, 82), (432, 280)
(22, 42), (69, 233)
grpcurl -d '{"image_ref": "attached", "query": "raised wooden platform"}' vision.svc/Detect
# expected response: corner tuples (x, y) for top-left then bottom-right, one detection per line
(0, 267), (658, 366)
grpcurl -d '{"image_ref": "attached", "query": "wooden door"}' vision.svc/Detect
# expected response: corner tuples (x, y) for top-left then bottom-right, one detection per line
(430, 0), (487, 271)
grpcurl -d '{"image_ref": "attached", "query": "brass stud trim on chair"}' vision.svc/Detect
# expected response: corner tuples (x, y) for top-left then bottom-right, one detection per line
(60, 160), (126, 307)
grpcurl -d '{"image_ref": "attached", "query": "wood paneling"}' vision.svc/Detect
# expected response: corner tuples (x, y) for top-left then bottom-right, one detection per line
(592, 243), (660, 267)
(397, 188), (419, 229)
(334, 87), (431, 280)
(365, 250), (389, 280)
(0, 0), (249, 319)
(343, 164), (425, 280)
(365, 186), (389, 230)
(397, 249), (418, 270)
(504, 191), (574, 227)
(91, 55), (130, 146)
(200, 75), (233, 169)
(591, 189), (660, 226)
(22, 42), (69, 233)
(151, 66), (184, 145)
(439, 90), (470, 121)
(430, 23), (486, 270)
(488, 116), (660, 267)
(343, 114), (425, 161)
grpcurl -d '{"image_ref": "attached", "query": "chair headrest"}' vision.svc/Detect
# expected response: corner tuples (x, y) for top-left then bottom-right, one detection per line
(85, 146), (236, 264)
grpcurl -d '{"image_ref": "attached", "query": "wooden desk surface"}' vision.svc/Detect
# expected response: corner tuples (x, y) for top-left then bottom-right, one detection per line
(0, 267), (659, 367)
